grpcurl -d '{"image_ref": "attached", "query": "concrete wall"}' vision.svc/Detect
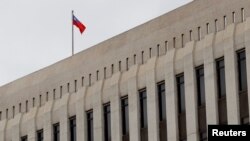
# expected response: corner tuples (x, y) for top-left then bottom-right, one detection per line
(0, 0), (250, 140)
(0, 0), (249, 115)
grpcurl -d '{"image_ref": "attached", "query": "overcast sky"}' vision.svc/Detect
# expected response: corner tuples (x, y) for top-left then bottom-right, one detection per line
(0, 0), (192, 86)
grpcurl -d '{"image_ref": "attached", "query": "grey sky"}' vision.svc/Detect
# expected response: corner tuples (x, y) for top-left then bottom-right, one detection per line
(0, 0), (191, 86)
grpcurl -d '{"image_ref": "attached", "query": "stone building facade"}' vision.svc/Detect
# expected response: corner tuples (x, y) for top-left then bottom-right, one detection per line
(0, 0), (250, 141)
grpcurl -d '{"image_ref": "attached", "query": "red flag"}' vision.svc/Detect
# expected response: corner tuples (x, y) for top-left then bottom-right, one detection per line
(73, 15), (86, 34)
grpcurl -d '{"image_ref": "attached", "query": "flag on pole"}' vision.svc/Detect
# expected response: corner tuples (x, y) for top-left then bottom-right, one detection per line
(73, 15), (86, 34)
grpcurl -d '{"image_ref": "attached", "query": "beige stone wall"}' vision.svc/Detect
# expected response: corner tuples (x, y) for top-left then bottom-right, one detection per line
(0, 0), (250, 140)
(0, 0), (249, 116)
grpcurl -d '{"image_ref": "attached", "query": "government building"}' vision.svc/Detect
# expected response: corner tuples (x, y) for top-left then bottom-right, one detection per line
(0, 0), (250, 140)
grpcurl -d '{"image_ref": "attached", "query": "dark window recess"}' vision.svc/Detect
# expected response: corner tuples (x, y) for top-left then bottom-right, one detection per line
(216, 58), (227, 125)
(237, 49), (249, 125)
(87, 110), (94, 141)
(237, 50), (248, 92)
(111, 64), (114, 74)
(141, 51), (144, 64)
(60, 86), (63, 98)
(241, 116), (249, 125)
(199, 132), (207, 141)
(216, 58), (226, 98)
(139, 89), (148, 141)
(196, 66), (205, 106)
(139, 89), (147, 128)
(121, 97), (129, 141)
(74, 80), (77, 92)
(157, 82), (167, 141)
(121, 97), (129, 136)
(53, 123), (60, 141)
(176, 74), (186, 141)
(104, 104), (111, 141)
(25, 101), (28, 112)
(69, 116), (76, 141)
(196, 66), (207, 136)
(81, 77), (84, 86)
(67, 83), (70, 93)
(177, 75), (185, 113)
(37, 129), (44, 141)
(173, 37), (176, 48)
(21, 136), (28, 141)
(119, 61), (122, 71)
(158, 82), (166, 121)
(89, 74), (92, 86)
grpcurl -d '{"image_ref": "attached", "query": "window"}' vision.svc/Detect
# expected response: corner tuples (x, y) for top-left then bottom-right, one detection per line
(181, 34), (184, 47)
(26, 101), (28, 112)
(173, 37), (176, 48)
(206, 23), (210, 34)
(53, 123), (60, 141)
(157, 44), (160, 56)
(37, 129), (44, 141)
(165, 41), (168, 53)
(139, 89), (147, 128)
(224, 16), (227, 29)
(21, 136), (28, 141)
(232, 12), (236, 23)
(199, 132), (207, 141)
(82, 77), (84, 87)
(189, 30), (192, 41)
(67, 83), (70, 93)
(216, 58), (226, 98)
(87, 110), (94, 141)
(111, 64), (114, 74)
(12, 106), (15, 118)
(46, 92), (49, 101)
(237, 50), (249, 126)
(5, 109), (8, 119)
(126, 58), (129, 71)
(177, 74), (185, 113)
(158, 82), (166, 121)
(104, 103), (111, 141)
(241, 8), (245, 22)
(89, 74), (92, 86)
(60, 86), (63, 98)
(39, 95), (42, 106)
(96, 70), (99, 80)
(69, 116), (76, 141)
(119, 61), (122, 71)
(33, 98), (35, 107)
(241, 117), (249, 125)
(104, 67), (107, 78)
(141, 51), (144, 64)
(237, 49), (248, 92)
(121, 96), (129, 136)
(53, 89), (56, 100)
(134, 54), (136, 64)
(149, 48), (152, 58)
(198, 27), (201, 41)
(158, 81), (167, 141)
(19, 103), (22, 113)
(215, 19), (218, 32)
(139, 89), (148, 141)
(74, 80), (77, 92)
(196, 66), (205, 106)
(216, 58), (228, 125)
(0, 111), (1, 120)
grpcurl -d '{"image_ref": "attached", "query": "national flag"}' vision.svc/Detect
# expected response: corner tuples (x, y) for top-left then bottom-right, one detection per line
(73, 15), (86, 34)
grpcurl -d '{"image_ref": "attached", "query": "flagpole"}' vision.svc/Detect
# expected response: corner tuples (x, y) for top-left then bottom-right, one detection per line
(72, 10), (74, 56)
